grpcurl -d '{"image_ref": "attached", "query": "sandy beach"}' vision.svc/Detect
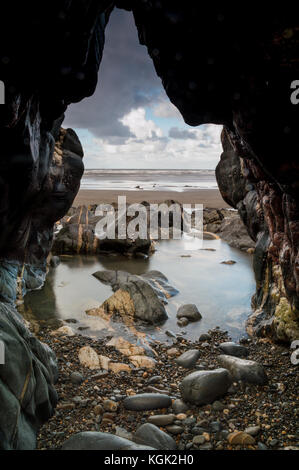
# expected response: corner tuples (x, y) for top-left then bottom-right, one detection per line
(74, 188), (230, 209)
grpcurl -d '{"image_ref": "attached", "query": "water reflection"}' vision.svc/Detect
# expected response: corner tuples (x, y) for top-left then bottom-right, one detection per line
(21, 237), (255, 341)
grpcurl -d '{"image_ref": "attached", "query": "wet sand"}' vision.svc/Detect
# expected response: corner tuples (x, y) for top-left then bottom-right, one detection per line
(74, 188), (230, 208)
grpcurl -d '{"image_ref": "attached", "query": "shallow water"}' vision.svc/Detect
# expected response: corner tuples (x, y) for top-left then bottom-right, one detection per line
(22, 235), (255, 343)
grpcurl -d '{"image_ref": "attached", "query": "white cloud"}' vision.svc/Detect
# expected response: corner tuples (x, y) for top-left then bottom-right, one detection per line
(119, 108), (163, 140)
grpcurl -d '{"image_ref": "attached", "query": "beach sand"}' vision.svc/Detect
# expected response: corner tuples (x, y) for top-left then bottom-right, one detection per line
(74, 188), (230, 209)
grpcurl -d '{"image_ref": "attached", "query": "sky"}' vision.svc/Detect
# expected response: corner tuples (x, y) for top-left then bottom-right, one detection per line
(64, 8), (222, 170)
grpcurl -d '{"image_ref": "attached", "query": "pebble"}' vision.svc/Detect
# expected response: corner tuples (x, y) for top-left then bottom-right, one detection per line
(123, 393), (172, 411)
(175, 349), (200, 369)
(172, 399), (189, 414)
(147, 414), (176, 426)
(244, 425), (261, 436)
(166, 425), (184, 435)
(180, 368), (232, 405)
(134, 423), (177, 450)
(218, 341), (249, 358)
(70, 372), (84, 385)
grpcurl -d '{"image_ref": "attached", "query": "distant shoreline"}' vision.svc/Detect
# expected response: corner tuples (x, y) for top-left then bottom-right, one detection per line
(74, 188), (230, 209)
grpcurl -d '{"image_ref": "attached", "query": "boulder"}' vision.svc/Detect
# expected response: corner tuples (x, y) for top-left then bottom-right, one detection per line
(179, 368), (232, 405)
(61, 431), (155, 450)
(218, 342), (249, 358)
(218, 355), (268, 385)
(133, 423), (177, 450)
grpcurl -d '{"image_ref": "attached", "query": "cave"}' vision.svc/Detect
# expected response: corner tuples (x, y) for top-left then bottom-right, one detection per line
(0, 1), (298, 450)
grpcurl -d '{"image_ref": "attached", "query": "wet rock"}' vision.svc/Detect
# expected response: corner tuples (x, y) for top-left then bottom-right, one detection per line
(50, 326), (75, 337)
(177, 304), (202, 322)
(218, 342), (249, 358)
(61, 431), (155, 450)
(218, 355), (268, 385)
(177, 317), (189, 327)
(134, 423), (177, 450)
(175, 349), (200, 369)
(199, 333), (211, 341)
(220, 260), (236, 265)
(123, 393), (172, 411)
(179, 368), (232, 405)
(166, 425), (184, 435)
(218, 216), (255, 251)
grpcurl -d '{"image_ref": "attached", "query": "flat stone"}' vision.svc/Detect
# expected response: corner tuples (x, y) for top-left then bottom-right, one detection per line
(244, 425), (261, 436)
(123, 393), (172, 411)
(166, 425), (184, 435)
(133, 423), (177, 450)
(148, 414), (176, 426)
(218, 342), (249, 358)
(177, 304), (202, 321)
(78, 346), (100, 370)
(218, 355), (268, 385)
(179, 368), (232, 405)
(175, 349), (200, 368)
(61, 431), (155, 450)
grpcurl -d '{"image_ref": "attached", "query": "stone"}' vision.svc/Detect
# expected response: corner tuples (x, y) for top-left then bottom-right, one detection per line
(193, 435), (205, 445)
(218, 355), (268, 385)
(61, 431), (155, 450)
(179, 368), (232, 405)
(167, 347), (179, 357)
(177, 317), (189, 327)
(199, 333), (211, 341)
(78, 347), (100, 370)
(172, 399), (189, 414)
(103, 400), (118, 412)
(70, 372), (84, 384)
(134, 423), (177, 450)
(177, 304), (202, 322)
(228, 431), (255, 445)
(175, 349), (200, 368)
(109, 362), (131, 374)
(218, 342), (249, 358)
(166, 425), (184, 435)
(244, 426), (261, 436)
(220, 260), (236, 265)
(50, 325), (75, 337)
(123, 393), (172, 411)
(148, 414), (176, 426)
(115, 426), (133, 441)
(129, 356), (156, 369)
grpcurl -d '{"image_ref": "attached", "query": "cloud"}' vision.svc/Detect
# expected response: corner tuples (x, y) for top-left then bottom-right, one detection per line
(64, 8), (163, 142)
(169, 126), (197, 140)
(120, 108), (163, 140)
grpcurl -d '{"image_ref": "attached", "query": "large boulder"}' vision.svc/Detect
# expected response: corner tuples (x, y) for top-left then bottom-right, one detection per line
(179, 369), (232, 405)
(0, 303), (58, 450)
(218, 355), (268, 385)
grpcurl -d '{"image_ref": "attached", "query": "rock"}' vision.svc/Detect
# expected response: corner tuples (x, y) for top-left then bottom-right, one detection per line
(148, 375), (162, 385)
(106, 336), (145, 357)
(212, 400), (225, 411)
(70, 372), (84, 385)
(78, 347), (100, 370)
(148, 414), (176, 426)
(220, 260), (236, 265)
(167, 348), (179, 357)
(199, 333), (211, 341)
(218, 216), (255, 251)
(123, 393), (172, 411)
(166, 425), (184, 435)
(177, 304), (202, 322)
(227, 431), (255, 445)
(257, 442), (268, 450)
(103, 400), (118, 412)
(94, 404), (103, 416)
(0, 303), (58, 449)
(115, 426), (133, 441)
(193, 435), (205, 445)
(50, 325), (75, 337)
(244, 426), (261, 436)
(109, 363), (131, 374)
(50, 255), (60, 267)
(175, 349), (200, 368)
(61, 431), (155, 450)
(172, 399), (189, 414)
(218, 342), (249, 358)
(129, 356), (156, 369)
(179, 368), (232, 405)
(99, 355), (110, 370)
(218, 355), (268, 385)
(177, 317), (189, 327)
(134, 423), (177, 450)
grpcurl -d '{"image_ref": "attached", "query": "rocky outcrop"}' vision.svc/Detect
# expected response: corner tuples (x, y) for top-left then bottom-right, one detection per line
(88, 270), (178, 325)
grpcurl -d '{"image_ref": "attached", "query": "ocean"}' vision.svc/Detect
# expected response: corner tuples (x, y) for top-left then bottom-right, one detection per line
(81, 169), (217, 191)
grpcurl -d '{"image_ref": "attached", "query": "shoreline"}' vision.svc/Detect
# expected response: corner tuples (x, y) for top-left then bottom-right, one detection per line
(74, 189), (230, 209)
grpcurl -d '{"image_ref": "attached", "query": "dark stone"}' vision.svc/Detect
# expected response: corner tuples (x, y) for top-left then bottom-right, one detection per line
(61, 431), (155, 450)
(218, 342), (249, 358)
(175, 349), (200, 369)
(179, 368), (232, 405)
(218, 355), (268, 385)
(133, 423), (177, 450)
(177, 304), (202, 322)
(123, 393), (172, 411)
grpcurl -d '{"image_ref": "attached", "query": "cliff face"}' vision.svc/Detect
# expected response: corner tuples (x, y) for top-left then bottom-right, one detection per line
(0, 0), (298, 448)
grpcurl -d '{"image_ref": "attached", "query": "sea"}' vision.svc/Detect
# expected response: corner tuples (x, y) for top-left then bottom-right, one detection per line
(81, 169), (217, 191)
